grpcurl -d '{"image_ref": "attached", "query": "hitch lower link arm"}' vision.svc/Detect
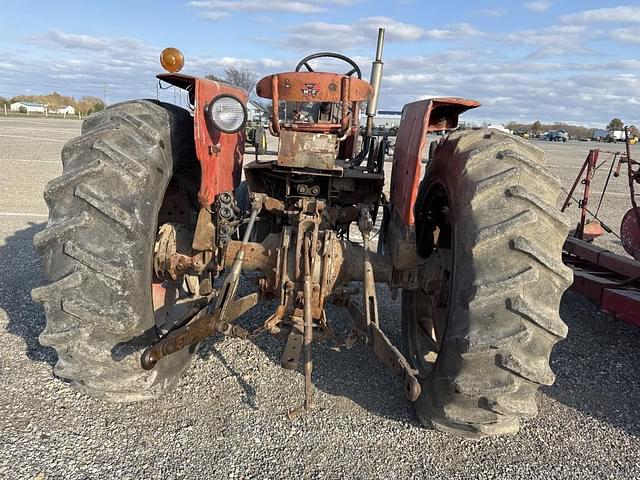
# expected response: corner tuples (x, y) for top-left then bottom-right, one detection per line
(140, 195), (264, 370)
(353, 207), (422, 402)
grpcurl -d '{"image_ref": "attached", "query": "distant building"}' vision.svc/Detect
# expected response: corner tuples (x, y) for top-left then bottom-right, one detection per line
(55, 105), (76, 115)
(10, 101), (46, 113)
(592, 128), (607, 140)
(247, 100), (268, 122)
(360, 110), (402, 128)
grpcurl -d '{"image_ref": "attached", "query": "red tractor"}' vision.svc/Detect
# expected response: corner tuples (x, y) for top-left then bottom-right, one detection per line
(33, 29), (571, 438)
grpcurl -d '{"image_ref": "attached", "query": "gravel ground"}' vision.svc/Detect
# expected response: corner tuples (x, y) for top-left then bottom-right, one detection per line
(1, 116), (639, 479)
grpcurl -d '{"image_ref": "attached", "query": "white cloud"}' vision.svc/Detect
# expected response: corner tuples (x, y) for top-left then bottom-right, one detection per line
(41, 30), (149, 53)
(280, 17), (483, 50)
(524, 1), (551, 12)
(451, 23), (484, 37)
(189, 0), (323, 13)
(359, 16), (426, 41)
(188, 0), (360, 18)
(379, 65), (640, 126)
(611, 27), (640, 43)
(421, 23), (484, 40)
(10, 30), (284, 105)
(559, 6), (639, 24)
(505, 24), (591, 57)
(197, 11), (230, 21)
(284, 22), (368, 50)
(478, 8), (507, 17)
(368, 44), (640, 125)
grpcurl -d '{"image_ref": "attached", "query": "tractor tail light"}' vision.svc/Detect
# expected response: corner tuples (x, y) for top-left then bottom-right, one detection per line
(160, 47), (185, 73)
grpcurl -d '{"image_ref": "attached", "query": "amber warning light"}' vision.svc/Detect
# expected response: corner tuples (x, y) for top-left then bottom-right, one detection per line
(160, 47), (184, 73)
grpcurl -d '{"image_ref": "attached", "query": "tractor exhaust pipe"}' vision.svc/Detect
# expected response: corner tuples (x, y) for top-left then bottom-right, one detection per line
(365, 28), (385, 137)
(354, 28), (385, 166)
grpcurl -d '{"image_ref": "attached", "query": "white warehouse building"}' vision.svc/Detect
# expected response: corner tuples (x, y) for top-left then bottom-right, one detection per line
(10, 101), (46, 113)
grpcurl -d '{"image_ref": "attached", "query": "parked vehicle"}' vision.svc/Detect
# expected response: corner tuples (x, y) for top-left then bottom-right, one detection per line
(592, 128), (607, 141)
(607, 130), (627, 142)
(546, 129), (568, 142)
(245, 119), (268, 154)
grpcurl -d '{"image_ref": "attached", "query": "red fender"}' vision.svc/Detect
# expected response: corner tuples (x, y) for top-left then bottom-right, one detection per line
(157, 73), (247, 207)
(389, 97), (480, 226)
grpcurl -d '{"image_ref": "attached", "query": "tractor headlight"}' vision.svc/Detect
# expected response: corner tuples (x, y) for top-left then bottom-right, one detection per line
(207, 94), (247, 133)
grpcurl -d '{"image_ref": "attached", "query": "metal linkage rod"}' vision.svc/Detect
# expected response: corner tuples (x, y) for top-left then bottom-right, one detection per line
(288, 234), (315, 419)
(302, 236), (314, 411)
(358, 208), (379, 327)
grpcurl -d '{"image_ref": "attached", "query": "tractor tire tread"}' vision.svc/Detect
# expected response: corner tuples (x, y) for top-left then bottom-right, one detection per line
(408, 128), (571, 438)
(33, 99), (196, 402)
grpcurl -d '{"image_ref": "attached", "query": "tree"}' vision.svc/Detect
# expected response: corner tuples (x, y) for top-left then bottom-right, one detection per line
(532, 120), (542, 134)
(0, 96), (8, 108)
(629, 125), (639, 137)
(206, 67), (259, 100)
(607, 118), (624, 131)
(223, 67), (258, 97)
(204, 73), (224, 83)
(75, 96), (104, 116)
(88, 100), (105, 115)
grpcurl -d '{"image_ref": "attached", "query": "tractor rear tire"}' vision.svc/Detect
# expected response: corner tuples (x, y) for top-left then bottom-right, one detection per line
(404, 129), (572, 438)
(32, 100), (198, 402)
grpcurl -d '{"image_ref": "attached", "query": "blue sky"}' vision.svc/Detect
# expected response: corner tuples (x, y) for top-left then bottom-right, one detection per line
(1, 1), (639, 126)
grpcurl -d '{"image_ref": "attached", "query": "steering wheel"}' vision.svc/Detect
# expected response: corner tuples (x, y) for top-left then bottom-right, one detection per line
(295, 52), (362, 79)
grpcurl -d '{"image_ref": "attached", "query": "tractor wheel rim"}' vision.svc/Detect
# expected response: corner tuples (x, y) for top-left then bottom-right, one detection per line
(151, 218), (202, 334)
(152, 278), (199, 334)
(408, 183), (453, 378)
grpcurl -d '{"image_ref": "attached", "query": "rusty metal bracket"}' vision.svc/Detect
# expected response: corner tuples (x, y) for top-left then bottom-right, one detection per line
(140, 292), (258, 370)
(192, 207), (216, 251)
(281, 317), (304, 370)
(212, 195), (262, 333)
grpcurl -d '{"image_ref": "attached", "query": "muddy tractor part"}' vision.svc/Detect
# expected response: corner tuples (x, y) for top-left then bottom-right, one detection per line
(33, 28), (571, 438)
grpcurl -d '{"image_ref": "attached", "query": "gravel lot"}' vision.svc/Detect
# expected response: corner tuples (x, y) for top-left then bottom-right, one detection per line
(1, 115), (639, 479)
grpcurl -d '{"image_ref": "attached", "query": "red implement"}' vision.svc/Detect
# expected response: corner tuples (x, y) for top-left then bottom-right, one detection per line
(621, 207), (640, 260)
(564, 237), (640, 327)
